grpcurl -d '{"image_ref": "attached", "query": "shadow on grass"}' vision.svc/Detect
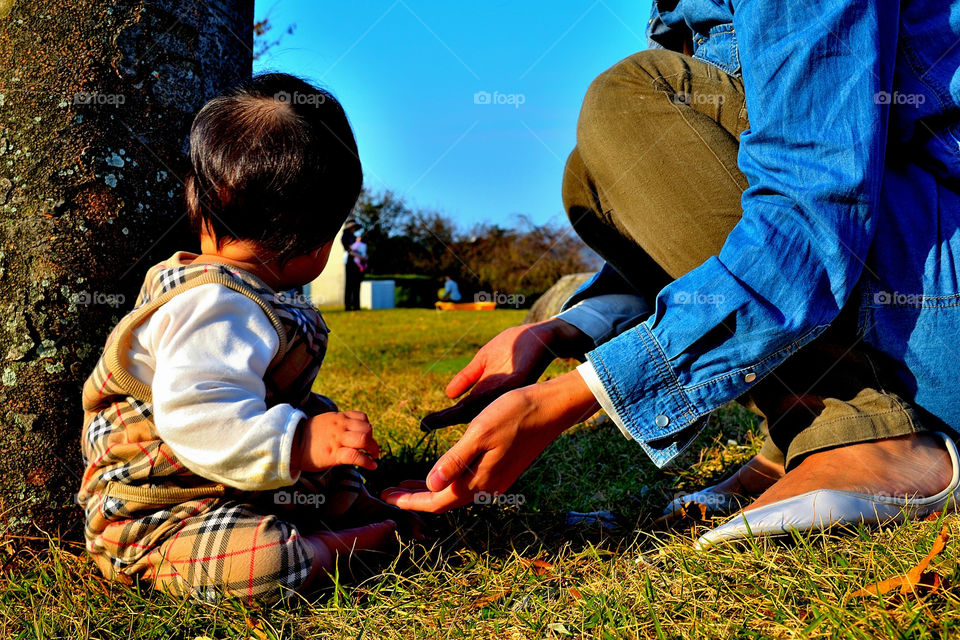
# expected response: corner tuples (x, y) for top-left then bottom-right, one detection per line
(361, 403), (765, 568)
(0, 402), (765, 634)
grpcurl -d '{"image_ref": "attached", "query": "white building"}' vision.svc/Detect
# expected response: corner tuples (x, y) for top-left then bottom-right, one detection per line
(306, 225), (395, 310)
(306, 226), (348, 308)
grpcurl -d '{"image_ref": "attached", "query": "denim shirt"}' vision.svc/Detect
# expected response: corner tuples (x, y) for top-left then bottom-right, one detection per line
(559, 0), (960, 467)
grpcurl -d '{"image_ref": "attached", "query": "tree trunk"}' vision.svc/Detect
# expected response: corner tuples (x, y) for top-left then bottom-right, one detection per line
(0, 0), (253, 538)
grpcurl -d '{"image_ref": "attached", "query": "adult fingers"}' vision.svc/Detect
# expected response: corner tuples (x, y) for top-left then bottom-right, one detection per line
(395, 479), (428, 490)
(425, 434), (482, 492)
(419, 394), (489, 431)
(444, 352), (486, 399)
(380, 483), (473, 513)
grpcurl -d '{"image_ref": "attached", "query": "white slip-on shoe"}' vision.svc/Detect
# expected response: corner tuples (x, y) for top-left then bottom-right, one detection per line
(695, 432), (960, 550)
(662, 487), (748, 518)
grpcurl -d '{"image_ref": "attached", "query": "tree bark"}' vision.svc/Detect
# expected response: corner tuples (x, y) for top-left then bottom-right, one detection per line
(0, 0), (253, 538)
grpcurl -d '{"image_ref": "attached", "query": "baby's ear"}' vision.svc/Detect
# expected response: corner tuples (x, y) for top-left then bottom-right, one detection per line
(184, 174), (201, 217)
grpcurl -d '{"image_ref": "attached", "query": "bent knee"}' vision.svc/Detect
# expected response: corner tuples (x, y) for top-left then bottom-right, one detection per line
(145, 511), (315, 602)
(578, 49), (686, 138)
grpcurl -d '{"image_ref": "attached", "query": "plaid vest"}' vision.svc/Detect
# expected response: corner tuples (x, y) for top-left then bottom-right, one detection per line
(78, 252), (329, 558)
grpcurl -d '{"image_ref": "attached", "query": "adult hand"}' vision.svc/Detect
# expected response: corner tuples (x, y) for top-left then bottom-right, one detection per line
(382, 370), (600, 513)
(419, 317), (593, 431)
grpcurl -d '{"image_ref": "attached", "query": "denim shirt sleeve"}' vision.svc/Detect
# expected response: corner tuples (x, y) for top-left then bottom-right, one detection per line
(586, 0), (898, 467)
(554, 263), (650, 346)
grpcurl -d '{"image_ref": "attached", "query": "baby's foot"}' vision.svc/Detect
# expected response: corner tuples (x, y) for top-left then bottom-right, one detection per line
(346, 485), (428, 539)
(303, 519), (397, 586)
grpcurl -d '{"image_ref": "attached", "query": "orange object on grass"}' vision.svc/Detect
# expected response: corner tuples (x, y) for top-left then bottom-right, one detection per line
(434, 301), (496, 311)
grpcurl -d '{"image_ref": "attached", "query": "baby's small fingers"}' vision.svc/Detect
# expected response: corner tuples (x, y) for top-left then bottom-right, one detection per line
(341, 430), (380, 459)
(341, 411), (369, 422)
(337, 447), (377, 470)
(343, 416), (375, 435)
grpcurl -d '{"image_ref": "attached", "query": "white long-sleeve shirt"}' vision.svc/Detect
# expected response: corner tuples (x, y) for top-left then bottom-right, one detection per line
(127, 283), (305, 491)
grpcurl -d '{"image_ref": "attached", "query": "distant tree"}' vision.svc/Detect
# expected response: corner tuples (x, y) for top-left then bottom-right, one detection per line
(352, 189), (599, 304)
(351, 189), (415, 273)
(0, 0), (253, 537)
(253, 18), (296, 61)
(456, 217), (600, 301)
(402, 211), (462, 276)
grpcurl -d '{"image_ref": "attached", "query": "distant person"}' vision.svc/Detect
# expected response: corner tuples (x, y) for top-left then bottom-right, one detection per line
(342, 221), (363, 311)
(77, 74), (418, 603)
(438, 275), (461, 302)
(350, 232), (369, 273)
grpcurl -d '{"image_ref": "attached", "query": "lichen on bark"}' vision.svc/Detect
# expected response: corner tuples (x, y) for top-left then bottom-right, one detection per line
(0, 0), (253, 538)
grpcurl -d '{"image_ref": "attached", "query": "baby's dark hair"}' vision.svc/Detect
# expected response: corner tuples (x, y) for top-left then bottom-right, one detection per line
(185, 73), (362, 259)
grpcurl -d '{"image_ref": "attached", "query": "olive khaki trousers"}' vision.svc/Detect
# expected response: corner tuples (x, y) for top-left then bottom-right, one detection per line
(563, 49), (924, 469)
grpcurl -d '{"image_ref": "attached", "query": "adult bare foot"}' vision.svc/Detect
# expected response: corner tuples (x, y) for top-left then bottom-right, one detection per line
(711, 452), (785, 496)
(663, 452), (785, 516)
(745, 433), (953, 512)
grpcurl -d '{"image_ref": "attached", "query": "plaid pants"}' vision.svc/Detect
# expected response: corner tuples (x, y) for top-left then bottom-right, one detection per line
(90, 467), (364, 603)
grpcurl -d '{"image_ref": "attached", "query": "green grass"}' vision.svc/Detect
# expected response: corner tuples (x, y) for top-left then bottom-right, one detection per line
(3, 308), (960, 638)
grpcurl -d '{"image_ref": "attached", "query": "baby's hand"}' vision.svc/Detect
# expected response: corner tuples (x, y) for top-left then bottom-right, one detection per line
(296, 411), (380, 472)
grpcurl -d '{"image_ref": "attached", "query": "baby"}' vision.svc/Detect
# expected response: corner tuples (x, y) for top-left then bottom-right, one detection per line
(78, 73), (415, 603)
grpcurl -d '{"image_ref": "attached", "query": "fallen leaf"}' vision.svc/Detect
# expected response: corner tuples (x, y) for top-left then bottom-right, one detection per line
(568, 587), (583, 600)
(245, 616), (270, 640)
(473, 589), (512, 609)
(520, 558), (554, 576)
(847, 525), (949, 602)
(848, 575), (908, 599)
(901, 524), (950, 595)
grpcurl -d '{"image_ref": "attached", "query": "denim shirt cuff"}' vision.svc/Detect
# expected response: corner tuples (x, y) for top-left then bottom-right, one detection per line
(586, 316), (832, 468)
(576, 361), (635, 442)
(585, 322), (706, 468)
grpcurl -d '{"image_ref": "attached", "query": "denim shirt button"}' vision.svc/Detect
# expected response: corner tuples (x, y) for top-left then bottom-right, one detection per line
(655, 414), (670, 428)
(744, 372), (757, 383)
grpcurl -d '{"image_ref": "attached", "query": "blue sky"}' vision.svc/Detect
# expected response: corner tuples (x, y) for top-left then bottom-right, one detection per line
(253, 0), (653, 229)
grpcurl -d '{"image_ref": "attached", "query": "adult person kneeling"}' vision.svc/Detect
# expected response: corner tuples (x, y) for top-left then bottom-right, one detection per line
(383, 0), (960, 546)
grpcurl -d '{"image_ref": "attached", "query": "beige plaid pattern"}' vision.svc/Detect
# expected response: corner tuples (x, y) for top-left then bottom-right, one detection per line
(78, 253), (360, 602)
